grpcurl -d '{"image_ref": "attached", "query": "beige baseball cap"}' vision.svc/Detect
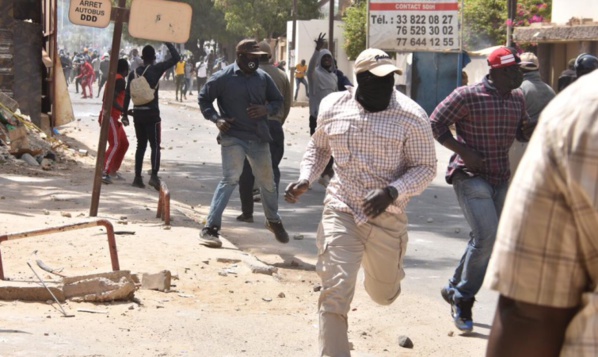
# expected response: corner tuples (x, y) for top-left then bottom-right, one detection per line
(354, 48), (402, 76)
(519, 52), (539, 70)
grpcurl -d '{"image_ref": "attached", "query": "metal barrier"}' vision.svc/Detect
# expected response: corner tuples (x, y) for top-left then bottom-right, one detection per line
(156, 181), (171, 226)
(0, 219), (120, 280)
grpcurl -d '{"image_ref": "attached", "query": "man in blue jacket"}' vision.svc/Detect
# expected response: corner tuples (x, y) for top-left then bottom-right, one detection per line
(198, 39), (289, 248)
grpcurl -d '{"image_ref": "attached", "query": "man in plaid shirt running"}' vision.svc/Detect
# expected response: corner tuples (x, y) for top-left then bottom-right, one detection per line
(285, 48), (436, 357)
(430, 46), (533, 333)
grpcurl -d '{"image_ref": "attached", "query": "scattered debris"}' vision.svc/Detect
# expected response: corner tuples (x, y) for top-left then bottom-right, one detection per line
(313, 285), (322, 292)
(60, 211), (72, 218)
(278, 292), (286, 298)
(77, 309), (108, 314)
(141, 271), (172, 292)
(63, 271), (136, 302)
(398, 335), (414, 349)
(426, 217), (434, 223)
(35, 259), (66, 277)
(262, 297), (272, 302)
(216, 258), (241, 264)
(27, 262), (73, 317)
(293, 234), (304, 240)
(20, 153), (39, 166)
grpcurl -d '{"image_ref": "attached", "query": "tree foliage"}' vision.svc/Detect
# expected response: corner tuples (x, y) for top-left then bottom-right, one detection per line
(463, 0), (551, 50)
(213, 0), (320, 40)
(342, 0), (367, 60)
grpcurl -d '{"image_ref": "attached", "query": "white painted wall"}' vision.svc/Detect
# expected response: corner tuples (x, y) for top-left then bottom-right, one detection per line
(286, 19), (408, 101)
(552, 0), (598, 25)
(286, 19), (351, 102)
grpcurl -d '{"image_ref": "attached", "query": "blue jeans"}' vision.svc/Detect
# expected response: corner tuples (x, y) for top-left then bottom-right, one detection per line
(295, 77), (308, 100)
(206, 134), (281, 228)
(449, 172), (508, 301)
(238, 121), (284, 216)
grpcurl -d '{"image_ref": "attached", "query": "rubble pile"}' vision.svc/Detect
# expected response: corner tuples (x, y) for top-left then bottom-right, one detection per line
(0, 92), (82, 174)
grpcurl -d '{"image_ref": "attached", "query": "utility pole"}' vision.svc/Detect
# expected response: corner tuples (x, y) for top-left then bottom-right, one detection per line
(290, 0), (297, 102)
(328, 0), (334, 57)
(507, 0), (517, 47)
(90, 0), (128, 216)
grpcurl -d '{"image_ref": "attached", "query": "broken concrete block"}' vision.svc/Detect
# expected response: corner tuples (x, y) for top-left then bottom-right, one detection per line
(63, 270), (136, 301)
(78, 277), (136, 302)
(7, 125), (29, 152)
(243, 258), (278, 276)
(0, 91), (19, 112)
(63, 270), (133, 285)
(141, 270), (171, 292)
(0, 285), (65, 302)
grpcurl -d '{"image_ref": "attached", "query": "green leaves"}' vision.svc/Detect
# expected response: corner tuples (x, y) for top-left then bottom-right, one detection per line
(463, 0), (551, 49)
(214, 0), (319, 40)
(342, 1), (367, 60)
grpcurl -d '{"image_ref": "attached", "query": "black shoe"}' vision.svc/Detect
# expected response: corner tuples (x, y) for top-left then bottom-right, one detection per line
(236, 214), (254, 223)
(148, 175), (160, 191)
(101, 173), (112, 184)
(265, 220), (289, 243)
(199, 226), (222, 248)
(132, 176), (145, 188)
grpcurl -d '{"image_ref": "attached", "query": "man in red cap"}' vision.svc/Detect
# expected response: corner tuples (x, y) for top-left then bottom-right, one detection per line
(430, 46), (533, 332)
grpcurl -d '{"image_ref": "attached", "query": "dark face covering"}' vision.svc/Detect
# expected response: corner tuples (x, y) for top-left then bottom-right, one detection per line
(356, 72), (395, 112)
(321, 54), (333, 71)
(238, 53), (259, 74)
(491, 66), (523, 93)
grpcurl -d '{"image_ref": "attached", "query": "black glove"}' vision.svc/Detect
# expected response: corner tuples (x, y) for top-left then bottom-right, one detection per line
(362, 187), (395, 218)
(121, 116), (129, 126)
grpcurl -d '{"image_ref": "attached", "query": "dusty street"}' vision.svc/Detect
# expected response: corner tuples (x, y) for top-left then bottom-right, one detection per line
(0, 81), (494, 356)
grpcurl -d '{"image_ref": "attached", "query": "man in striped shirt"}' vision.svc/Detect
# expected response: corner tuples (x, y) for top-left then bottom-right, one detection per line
(430, 47), (532, 332)
(285, 48), (436, 357)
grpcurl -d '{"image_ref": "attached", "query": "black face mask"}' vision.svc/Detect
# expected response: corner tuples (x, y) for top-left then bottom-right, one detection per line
(238, 54), (259, 73)
(491, 66), (523, 92)
(356, 72), (395, 112)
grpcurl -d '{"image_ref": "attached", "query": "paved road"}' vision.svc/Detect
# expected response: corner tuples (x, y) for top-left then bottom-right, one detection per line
(71, 81), (498, 340)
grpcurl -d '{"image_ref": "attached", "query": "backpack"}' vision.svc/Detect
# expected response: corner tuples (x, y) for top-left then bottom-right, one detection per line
(130, 65), (156, 105)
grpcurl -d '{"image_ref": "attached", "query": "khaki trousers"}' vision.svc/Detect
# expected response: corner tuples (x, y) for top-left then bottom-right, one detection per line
(316, 206), (409, 357)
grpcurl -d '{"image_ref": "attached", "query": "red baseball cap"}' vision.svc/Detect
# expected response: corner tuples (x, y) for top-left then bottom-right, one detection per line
(487, 47), (520, 69)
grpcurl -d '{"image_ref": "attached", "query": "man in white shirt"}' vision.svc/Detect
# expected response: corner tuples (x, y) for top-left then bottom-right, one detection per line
(195, 57), (208, 93)
(285, 48), (436, 357)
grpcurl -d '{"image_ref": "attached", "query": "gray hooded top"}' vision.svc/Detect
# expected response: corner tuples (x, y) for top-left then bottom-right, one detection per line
(307, 49), (338, 118)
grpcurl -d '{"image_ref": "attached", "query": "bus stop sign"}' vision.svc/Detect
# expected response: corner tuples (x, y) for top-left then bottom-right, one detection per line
(69, 0), (112, 28)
